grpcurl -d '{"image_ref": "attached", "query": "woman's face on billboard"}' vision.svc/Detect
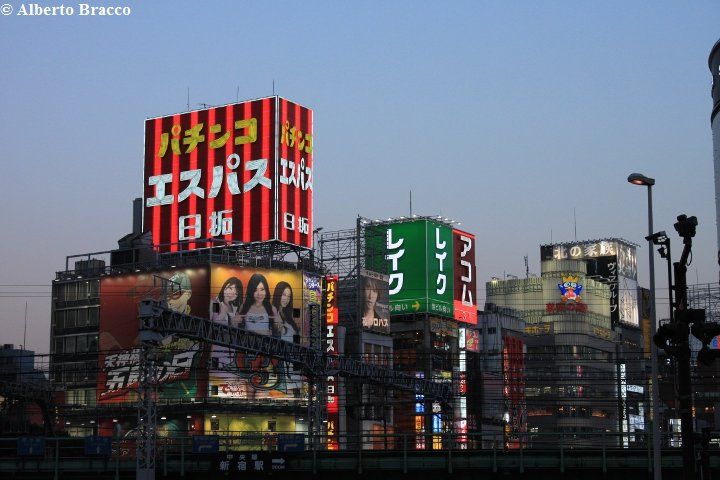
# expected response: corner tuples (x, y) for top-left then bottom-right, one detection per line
(280, 287), (292, 308)
(254, 282), (266, 304)
(224, 283), (238, 303)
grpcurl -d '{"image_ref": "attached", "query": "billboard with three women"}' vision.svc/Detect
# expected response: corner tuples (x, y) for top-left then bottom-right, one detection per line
(96, 265), (321, 404)
(208, 265), (321, 400)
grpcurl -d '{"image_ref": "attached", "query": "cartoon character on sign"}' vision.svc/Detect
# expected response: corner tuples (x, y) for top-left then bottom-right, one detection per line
(234, 352), (285, 399)
(558, 275), (583, 303)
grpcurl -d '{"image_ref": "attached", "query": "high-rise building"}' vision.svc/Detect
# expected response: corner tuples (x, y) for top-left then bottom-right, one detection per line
(46, 96), (324, 441)
(50, 232), (323, 439)
(476, 307), (528, 449)
(709, 39), (720, 271)
(485, 239), (647, 447)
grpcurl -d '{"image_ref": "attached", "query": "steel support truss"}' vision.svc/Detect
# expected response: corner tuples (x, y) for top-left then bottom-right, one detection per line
(0, 379), (54, 434)
(138, 298), (451, 400)
(136, 342), (158, 480)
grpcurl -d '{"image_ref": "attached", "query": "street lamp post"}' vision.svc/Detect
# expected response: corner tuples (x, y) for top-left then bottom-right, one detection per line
(628, 172), (662, 480)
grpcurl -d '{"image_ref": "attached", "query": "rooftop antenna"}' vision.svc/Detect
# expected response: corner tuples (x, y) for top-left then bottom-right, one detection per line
(272, 80), (275, 96)
(524, 255), (529, 279)
(23, 301), (28, 350)
(186, 87), (190, 111)
(409, 190), (413, 216)
(573, 207), (578, 241)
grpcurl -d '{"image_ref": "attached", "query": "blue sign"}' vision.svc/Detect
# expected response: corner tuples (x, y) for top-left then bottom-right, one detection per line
(215, 452), (289, 475)
(84, 436), (112, 456)
(192, 435), (219, 454)
(17, 437), (45, 456)
(277, 434), (305, 452)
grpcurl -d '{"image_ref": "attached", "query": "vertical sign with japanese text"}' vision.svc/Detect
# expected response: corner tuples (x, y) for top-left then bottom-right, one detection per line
(324, 275), (339, 450)
(143, 97), (313, 252)
(278, 99), (313, 247)
(453, 229), (477, 325)
(426, 222), (454, 316)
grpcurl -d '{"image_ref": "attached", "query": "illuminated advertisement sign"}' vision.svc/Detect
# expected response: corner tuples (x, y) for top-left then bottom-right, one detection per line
(144, 97), (313, 252)
(414, 371), (425, 450)
(359, 269), (390, 334)
(619, 276), (639, 326)
(97, 268), (210, 403)
(453, 230), (477, 324)
(459, 328), (480, 353)
(541, 239), (638, 327)
(455, 350), (468, 448)
(324, 275), (340, 450)
(207, 266), (318, 401)
(620, 363), (628, 448)
(547, 274), (589, 313)
(366, 219), (477, 324)
(558, 275), (582, 302)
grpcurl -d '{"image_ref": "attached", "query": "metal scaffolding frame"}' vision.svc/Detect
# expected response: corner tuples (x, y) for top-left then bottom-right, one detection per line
(57, 240), (321, 281)
(319, 216), (461, 443)
(135, 343), (158, 480)
(0, 379), (54, 434)
(688, 283), (720, 323)
(137, 299), (451, 399)
(687, 282), (720, 354)
(134, 272), (453, 480)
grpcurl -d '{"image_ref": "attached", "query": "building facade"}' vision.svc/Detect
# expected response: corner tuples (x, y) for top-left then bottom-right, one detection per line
(486, 239), (647, 447)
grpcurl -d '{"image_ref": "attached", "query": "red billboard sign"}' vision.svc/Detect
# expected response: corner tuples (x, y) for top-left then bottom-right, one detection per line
(144, 97), (313, 252)
(453, 229), (477, 324)
(324, 275), (339, 450)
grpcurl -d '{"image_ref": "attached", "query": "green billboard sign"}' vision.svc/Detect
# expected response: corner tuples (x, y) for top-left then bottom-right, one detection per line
(366, 219), (454, 316)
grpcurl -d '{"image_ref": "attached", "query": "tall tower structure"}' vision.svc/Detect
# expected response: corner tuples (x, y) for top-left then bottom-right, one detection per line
(709, 39), (720, 272)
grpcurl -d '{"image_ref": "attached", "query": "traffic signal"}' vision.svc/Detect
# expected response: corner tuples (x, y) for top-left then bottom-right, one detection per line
(674, 214), (698, 239)
(675, 308), (705, 326)
(690, 315), (720, 366)
(697, 345), (720, 367)
(690, 320), (720, 345)
(654, 321), (689, 357)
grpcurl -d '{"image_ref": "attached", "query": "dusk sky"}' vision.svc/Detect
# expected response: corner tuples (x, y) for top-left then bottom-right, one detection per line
(1, 1), (719, 353)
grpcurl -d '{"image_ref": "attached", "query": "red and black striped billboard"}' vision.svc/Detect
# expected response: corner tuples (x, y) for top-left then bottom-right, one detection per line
(143, 96), (313, 252)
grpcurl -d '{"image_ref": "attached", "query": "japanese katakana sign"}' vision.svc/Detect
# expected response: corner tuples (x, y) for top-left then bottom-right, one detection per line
(144, 97), (313, 252)
(365, 219), (477, 324)
(324, 275), (340, 450)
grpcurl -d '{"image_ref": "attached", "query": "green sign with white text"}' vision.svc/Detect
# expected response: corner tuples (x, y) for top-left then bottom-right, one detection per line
(366, 219), (454, 316)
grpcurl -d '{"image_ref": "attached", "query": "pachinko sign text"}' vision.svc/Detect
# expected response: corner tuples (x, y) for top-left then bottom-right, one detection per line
(324, 275), (340, 450)
(144, 97), (313, 252)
